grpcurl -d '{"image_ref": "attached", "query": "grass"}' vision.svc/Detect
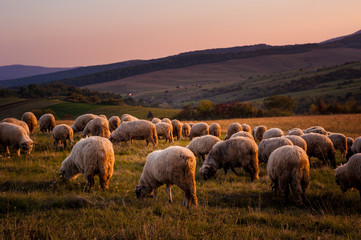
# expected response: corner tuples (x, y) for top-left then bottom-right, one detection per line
(1, 114), (361, 239)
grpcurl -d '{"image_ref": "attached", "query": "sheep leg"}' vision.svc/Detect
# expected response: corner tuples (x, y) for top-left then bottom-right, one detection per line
(86, 175), (95, 192)
(16, 148), (20, 156)
(5, 146), (10, 155)
(153, 188), (158, 200)
(166, 184), (173, 203)
(183, 192), (190, 208)
(63, 140), (67, 148)
(230, 166), (242, 176)
(99, 174), (109, 189)
(201, 155), (205, 162)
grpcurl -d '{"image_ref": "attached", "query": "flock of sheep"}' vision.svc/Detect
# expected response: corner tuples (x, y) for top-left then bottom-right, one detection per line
(1, 112), (361, 207)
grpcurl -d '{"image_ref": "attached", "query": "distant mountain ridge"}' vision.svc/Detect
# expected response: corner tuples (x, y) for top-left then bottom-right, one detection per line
(0, 65), (73, 81)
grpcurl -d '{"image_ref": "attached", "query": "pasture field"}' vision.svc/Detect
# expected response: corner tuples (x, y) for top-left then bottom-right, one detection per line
(1, 114), (361, 239)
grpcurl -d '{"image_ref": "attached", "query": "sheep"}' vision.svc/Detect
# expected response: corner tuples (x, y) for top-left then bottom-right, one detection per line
(171, 119), (182, 140)
(267, 145), (310, 205)
(99, 114), (107, 120)
(135, 146), (198, 207)
(21, 112), (37, 133)
(1, 118), (30, 136)
(258, 137), (294, 164)
(252, 125), (267, 142)
(328, 133), (348, 157)
(225, 122), (242, 140)
(161, 118), (172, 125)
(263, 128), (284, 139)
(230, 131), (255, 141)
(189, 122), (209, 140)
(182, 123), (191, 138)
(59, 136), (115, 191)
(283, 135), (307, 152)
(0, 122), (34, 156)
(188, 123), (194, 127)
(335, 153), (361, 199)
(346, 137), (361, 160)
(155, 122), (174, 143)
(52, 124), (74, 149)
(151, 118), (161, 124)
(109, 120), (158, 147)
(241, 123), (252, 134)
(286, 128), (304, 136)
(304, 126), (328, 135)
(108, 116), (120, 133)
(347, 137), (354, 152)
(120, 114), (138, 122)
(82, 117), (110, 138)
(209, 123), (221, 138)
(39, 113), (56, 133)
(199, 137), (259, 181)
(300, 133), (336, 168)
(186, 135), (221, 161)
(71, 113), (97, 133)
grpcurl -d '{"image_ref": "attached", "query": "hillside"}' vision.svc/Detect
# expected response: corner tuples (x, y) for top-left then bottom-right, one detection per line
(0, 65), (73, 81)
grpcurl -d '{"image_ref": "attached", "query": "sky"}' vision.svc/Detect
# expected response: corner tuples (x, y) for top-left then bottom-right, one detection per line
(1, 0), (361, 67)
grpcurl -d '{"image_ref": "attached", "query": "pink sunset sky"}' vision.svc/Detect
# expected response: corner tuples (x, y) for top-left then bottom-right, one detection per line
(1, 0), (361, 67)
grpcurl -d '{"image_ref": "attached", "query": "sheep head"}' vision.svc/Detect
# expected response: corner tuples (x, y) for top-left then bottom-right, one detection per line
(199, 164), (217, 180)
(135, 185), (153, 199)
(20, 141), (34, 154)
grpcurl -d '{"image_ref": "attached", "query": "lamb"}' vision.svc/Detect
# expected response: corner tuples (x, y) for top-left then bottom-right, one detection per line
(108, 116), (120, 133)
(304, 126), (328, 135)
(347, 137), (354, 152)
(263, 128), (284, 139)
(283, 135), (307, 152)
(186, 135), (221, 161)
(230, 131), (255, 141)
(39, 113), (56, 133)
(71, 113), (97, 133)
(82, 117), (110, 138)
(52, 124), (74, 149)
(109, 120), (158, 147)
(209, 123), (221, 138)
(346, 137), (361, 160)
(267, 145), (310, 205)
(224, 122), (242, 140)
(328, 133), (348, 157)
(0, 122), (34, 156)
(335, 153), (361, 199)
(189, 122), (209, 140)
(241, 123), (252, 134)
(161, 118), (172, 125)
(21, 112), (37, 133)
(151, 118), (161, 124)
(182, 123), (191, 138)
(258, 137), (294, 164)
(135, 146), (198, 207)
(199, 137), (259, 181)
(120, 114), (138, 122)
(300, 133), (336, 168)
(59, 136), (115, 191)
(1, 118), (30, 136)
(155, 122), (174, 144)
(252, 125), (267, 142)
(286, 128), (304, 136)
(171, 119), (182, 140)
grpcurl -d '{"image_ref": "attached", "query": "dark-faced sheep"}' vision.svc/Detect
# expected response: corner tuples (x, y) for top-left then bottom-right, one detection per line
(283, 135), (307, 152)
(263, 128), (284, 139)
(108, 116), (120, 133)
(21, 112), (37, 133)
(209, 123), (221, 138)
(182, 123), (191, 138)
(71, 113), (97, 133)
(1, 118), (30, 136)
(171, 119), (182, 140)
(346, 137), (361, 160)
(39, 113), (56, 133)
(155, 122), (174, 144)
(335, 153), (361, 199)
(286, 128), (304, 136)
(0, 122), (34, 156)
(225, 122), (242, 140)
(328, 133), (348, 157)
(135, 146), (198, 207)
(258, 137), (293, 164)
(304, 126), (328, 135)
(186, 135), (221, 161)
(82, 117), (110, 138)
(189, 122), (209, 140)
(252, 125), (267, 142)
(52, 124), (74, 149)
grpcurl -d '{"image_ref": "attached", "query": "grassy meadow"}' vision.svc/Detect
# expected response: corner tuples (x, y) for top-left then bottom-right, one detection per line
(1, 114), (361, 239)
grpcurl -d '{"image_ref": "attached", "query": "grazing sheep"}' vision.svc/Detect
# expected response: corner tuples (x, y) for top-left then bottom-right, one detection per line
(171, 119), (182, 140)
(21, 112), (37, 133)
(1, 118), (30, 136)
(328, 133), (348, 157)
(52, 124), (74, 149)
(304, 126), (328, 135)
(151, 118), (161, 124)
(263, 128), (284, 139)
(39, 113), (56, 133)
(189, 122), (209, 140)
(135, 146), (198, 207)
(120, 114), (138, 122)
(258, 137), (294, 164)
(301, 133), (336, 168)
(267, 145), (310, 205)
(335, 153), (361, 199)
(59, 136), (115, 191)
(99, 114), (107, 120)
(209, 123), (221, 138)
(155, 122), (174, 144)
(225, 122), (242, 140)
(347, 137), (354, 152)
(161, 118), (172, 125)
(241, 123), (252, 134)
(283, 135), (307, 152)
(182, 123), (191, 138)
(199, 137), (259, 181)
(0, 122), (34, 156)
(108, 116), (120, 133)
(188, 123), (194, 127)
(71, 113), (97, 133)
(186, 135), (221, 161)
(230, 131), (255, 141)
(286, 128), (304, 136)
(252, 125), (267, 142)
(346, 137), (361, 160)
(109, 120), (158, 147)
(82, 117), (110, 138)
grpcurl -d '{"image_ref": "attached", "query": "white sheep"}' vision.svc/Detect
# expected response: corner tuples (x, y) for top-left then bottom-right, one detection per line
(209, 123), (221, 138)
(328, 133), (348, 157)
(171, 119), (182, 140)
(186, 135), (221, 161)
(71, 113), (97, 133)
(335, 153), (361, 199)
(21, 112), (37, 133)
(230, 131), (254, 141)
(39, 113), (56, 133)
(1, 118), (30, 136)
(155, 122), (174, 144)
(0, 122), (34, 156)
(108, 116), (120, 133)
(99, 114), (107, 120)
(135, 146), (198, 207)
(189, 122), (209, 140)
(241, 123), (252, 134)
(52, 124), (74, 149)
(286, 128), (304, 136)
(182, 123), (191, 138)
(283, 135), (307, 152)
(252, 125), (267, 142)
(120, 114), (138, 122)
(346, 137), (361, 160)
(347, 137), (354, 152)
(225, 122), (242, 140)
(59, 136), (114, 191)
(151, 118), (161, 124)
(161, 118), (172, 125)
(199, 137), (259, 181)
(258, 137), (294, 163)
(267, 145), (310, 205)
(82, 117), (110, 138)
(263, 128), (284, 139)
(304, 126), (328, 135)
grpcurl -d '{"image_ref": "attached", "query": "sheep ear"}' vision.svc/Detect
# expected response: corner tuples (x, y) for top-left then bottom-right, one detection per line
(58, 170), (65, 176)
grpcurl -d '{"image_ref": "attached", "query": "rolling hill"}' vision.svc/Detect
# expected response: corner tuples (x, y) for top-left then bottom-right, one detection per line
(0, 65), (73, 81)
